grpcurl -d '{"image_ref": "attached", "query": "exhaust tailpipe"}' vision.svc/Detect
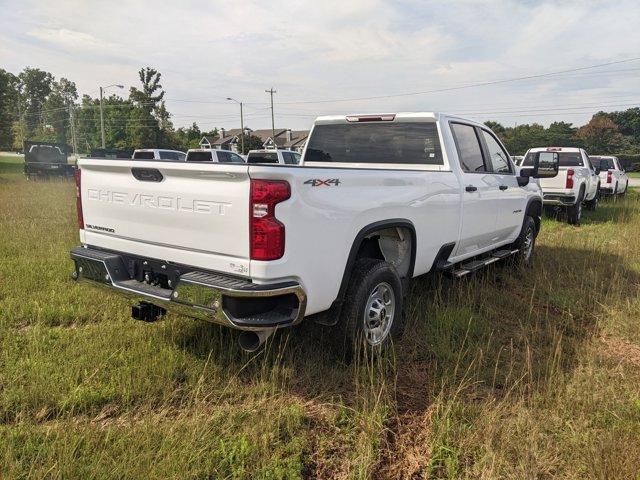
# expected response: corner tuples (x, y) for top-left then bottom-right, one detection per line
(238, 329), (274, 353)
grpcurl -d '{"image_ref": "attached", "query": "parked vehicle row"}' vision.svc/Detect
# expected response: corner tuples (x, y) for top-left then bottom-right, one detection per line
(522, 147), (600, 225)
(591, 155), (629, 196)
(70, 111), (559, 354)
(130, 148), (302, 165)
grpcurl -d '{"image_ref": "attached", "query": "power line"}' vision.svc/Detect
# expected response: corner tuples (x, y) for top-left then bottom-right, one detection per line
(271, 57), (640, 105)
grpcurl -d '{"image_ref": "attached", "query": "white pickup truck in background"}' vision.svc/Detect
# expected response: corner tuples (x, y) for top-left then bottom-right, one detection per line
(246, 149), (301, 165)
(70, 113), (558, 353)
(590, 155), (629, 196)
(522, 147), (600, 225)
(186, 149), (246, 163)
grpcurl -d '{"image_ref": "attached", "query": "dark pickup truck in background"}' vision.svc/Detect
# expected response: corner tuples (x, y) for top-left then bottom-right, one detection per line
(24, 141), (75, 180)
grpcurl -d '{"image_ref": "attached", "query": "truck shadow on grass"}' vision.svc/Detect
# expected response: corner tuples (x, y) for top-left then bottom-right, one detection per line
(172, 243), (639, 411)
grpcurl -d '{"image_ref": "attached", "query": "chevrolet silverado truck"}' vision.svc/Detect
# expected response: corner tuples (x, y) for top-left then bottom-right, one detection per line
(70, 113), (558, 353)
(591, 155), (629, 197)
(522, 147), (600, 225)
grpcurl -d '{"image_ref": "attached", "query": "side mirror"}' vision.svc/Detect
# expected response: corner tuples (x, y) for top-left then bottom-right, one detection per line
(594, 167), (601, 175)
(533, 152), (559, 178)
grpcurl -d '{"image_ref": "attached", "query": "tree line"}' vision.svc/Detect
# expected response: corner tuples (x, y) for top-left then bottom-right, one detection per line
(1, 65), (639, 158)
(0, 66), (262, 154)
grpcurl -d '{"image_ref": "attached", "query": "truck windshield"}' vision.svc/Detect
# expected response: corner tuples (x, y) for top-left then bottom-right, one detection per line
(523, 152), (583, 167)
(133, 151), (155, 160)
(247, 152), (279, 164)
(304, 122), (443, 165)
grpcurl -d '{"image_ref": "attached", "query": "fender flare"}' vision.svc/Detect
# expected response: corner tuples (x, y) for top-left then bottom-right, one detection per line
(525, 196), (543, 234)
(334, 219), (417, 305)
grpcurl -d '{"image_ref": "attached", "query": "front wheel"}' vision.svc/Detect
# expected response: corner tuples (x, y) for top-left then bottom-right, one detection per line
(339, 258), (404, 355)
(512, 216), (536, 266)
(567, 189), (584, 226)
(585, 186), (599, 211)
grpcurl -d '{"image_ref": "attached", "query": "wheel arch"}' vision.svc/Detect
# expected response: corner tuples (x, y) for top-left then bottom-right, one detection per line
(525, 197), (543, 234)
(336, 219), (417, 305)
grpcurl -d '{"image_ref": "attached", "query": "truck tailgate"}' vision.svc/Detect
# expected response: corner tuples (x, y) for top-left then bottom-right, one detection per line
(539, 168), (567, 190)
(78, 159), (251, 274)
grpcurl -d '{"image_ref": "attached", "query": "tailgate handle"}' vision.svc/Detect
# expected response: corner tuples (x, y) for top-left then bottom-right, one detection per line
(132, 168), (163, 182)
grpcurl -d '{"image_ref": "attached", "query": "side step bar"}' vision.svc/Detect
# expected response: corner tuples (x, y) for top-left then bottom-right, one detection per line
(450, 249), (519, 278)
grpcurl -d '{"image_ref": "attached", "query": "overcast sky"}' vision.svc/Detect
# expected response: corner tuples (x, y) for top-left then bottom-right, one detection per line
(1, 0), (639, 131)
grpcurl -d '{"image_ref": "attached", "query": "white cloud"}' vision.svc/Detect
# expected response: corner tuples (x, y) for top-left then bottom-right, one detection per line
(0, 0), (638, 130)
(27, 27), (117, 52)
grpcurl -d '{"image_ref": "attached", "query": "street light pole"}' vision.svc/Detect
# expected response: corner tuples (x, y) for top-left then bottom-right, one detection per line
(99, 84), (124, 149)
(226, 97), (244, 154)
(265, 88), (276, 148)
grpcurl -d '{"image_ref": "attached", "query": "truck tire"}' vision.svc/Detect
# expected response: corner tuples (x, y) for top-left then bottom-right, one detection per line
(585, 185), (599, 211)
(621, 181), (628, 196)
(567, 188), (584, 226)
(511, 216), (536, 266)
(339, 258), (404, 355)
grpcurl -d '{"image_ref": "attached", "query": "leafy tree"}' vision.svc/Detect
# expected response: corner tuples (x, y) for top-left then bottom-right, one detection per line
(128, 67), (166, 148)
(43, 78), (78, 144)
(0, 69), (18, 149)
(17, 67), (54, 137)
(576, 116), (625, 154)
(238, 134), (264, 154)
(597, 107), (640, 144)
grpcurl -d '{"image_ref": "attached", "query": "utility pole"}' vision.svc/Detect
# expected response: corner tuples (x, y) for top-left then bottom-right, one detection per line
(69, 103), (78, 157)
(265, 88), (276, 148)
(226, 97), (245, 154)
(99, 84), (124, 149)
(99, 86), (105, 149)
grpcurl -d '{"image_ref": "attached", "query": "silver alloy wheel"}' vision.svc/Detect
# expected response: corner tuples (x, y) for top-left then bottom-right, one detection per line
(363, 282), (395, 346)
(522, 224), (534, 261)
(577, 201), (582, 220)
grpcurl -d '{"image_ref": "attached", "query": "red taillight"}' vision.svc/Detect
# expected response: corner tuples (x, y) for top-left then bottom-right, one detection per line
(566, 168), (574, 189)
(607, 170), (612, 183)
(250, 179), (290, 260)
(75, 168), (84, 229)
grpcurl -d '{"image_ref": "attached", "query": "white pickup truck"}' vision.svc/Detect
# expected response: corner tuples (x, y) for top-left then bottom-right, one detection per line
(522, 147), (600, 225)
(70, 113), (558, 353)
(590, 155), (629, 196)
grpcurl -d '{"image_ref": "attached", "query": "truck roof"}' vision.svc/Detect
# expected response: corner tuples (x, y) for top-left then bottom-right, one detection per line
(527, 147), (583, 153)
(313, 112), (489, 128)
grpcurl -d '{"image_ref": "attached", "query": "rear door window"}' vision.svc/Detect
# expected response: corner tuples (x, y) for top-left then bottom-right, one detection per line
(229, 153), (245, 163)
(304, 122), (443, 165)
(451, 123), (487, 173)
(159, 151), (179, 161)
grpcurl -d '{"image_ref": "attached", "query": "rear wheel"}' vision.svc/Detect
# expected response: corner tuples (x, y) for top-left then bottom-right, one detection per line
(621, 181), (628, 196)
(339, 258), (404, 355)
(567, 189), (584, 226)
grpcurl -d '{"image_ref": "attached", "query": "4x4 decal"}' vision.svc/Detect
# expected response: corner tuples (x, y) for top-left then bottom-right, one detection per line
(304, 178), (341, 187)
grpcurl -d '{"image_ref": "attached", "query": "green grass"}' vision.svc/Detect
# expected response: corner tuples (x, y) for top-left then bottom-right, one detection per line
(1, 153), (640, 478)
(627, 171), (640, 179)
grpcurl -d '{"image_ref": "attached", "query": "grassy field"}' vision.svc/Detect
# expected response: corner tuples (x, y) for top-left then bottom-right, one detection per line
(1, 153), (640, 479)
(627, 172), (640, 179)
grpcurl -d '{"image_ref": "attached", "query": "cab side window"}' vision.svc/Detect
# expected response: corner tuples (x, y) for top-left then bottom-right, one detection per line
(451, 123), (487, 173)
(481, 130), (512, 174)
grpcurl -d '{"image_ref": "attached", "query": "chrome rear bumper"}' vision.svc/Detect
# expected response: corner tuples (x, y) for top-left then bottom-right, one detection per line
(70, 246), (306, 331)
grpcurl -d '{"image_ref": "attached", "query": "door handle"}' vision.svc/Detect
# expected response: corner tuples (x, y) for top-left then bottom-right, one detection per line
(465, 185), (477, 192)
(499, 185), (508, 191)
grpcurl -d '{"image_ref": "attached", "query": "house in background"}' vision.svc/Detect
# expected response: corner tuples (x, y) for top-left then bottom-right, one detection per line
(198, 127), (309, 153)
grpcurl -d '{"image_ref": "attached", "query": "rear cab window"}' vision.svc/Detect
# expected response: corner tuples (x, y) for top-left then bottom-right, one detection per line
(303, 122), (443, 166)
(186, 151), (214, 162)
(133, 151), (155, 160)
(523, 151), (583, 167)
(247, 152), (279, 164)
